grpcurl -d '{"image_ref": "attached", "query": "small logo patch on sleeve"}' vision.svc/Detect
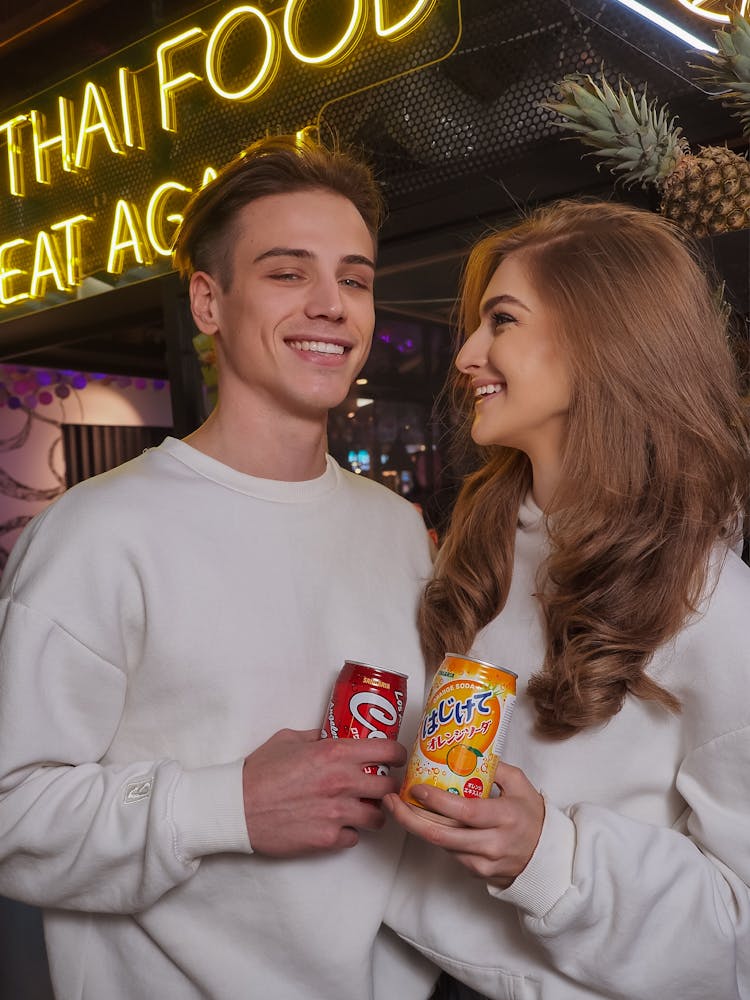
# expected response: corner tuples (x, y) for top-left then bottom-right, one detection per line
(123, 776), (154, 804)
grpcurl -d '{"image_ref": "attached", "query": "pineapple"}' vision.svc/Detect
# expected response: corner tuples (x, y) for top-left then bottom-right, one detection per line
(694, 10), (750, 138)
(544, 72), (750, 237)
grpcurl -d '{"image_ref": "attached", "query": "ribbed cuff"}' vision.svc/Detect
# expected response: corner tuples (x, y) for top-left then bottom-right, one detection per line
(487, 800), (575, 918)
(170, 758), (252, 861)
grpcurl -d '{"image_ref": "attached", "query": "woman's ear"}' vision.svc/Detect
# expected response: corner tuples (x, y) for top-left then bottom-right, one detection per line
(189, 271), (220, 336)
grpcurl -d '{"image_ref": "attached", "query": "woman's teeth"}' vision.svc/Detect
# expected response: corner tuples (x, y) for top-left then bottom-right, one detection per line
(475, 383), (505, 397)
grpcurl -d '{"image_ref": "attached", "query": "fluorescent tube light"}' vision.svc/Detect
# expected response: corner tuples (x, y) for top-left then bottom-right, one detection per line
(610, 0), (718, 52)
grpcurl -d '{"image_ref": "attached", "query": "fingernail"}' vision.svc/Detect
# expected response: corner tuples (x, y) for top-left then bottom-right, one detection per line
(383, 794), (395, 811)
(411, 786), (427, 801)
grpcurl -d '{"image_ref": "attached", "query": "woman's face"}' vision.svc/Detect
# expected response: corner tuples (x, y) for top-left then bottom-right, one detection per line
(456, 254), (571, 467)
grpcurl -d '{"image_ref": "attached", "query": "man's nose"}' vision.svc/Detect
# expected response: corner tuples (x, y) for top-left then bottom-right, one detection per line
(305, 277), (345, 320)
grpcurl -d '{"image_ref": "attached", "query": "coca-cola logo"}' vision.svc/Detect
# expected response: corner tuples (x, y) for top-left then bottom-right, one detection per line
(349, 690), (399, 738)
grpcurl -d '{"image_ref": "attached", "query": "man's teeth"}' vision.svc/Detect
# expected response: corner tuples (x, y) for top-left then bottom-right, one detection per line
(290, 340), (345, 356)
(475, 383), (505, 397)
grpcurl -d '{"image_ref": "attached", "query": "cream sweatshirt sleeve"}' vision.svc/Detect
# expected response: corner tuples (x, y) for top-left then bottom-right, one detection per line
(484, 564), (750, 998)
(482, 588), (750, 994)
(491, 727), (750, 998)
(0, 597), (250, 914)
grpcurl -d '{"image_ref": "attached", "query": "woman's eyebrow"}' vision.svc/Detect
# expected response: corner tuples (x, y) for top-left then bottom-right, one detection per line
(480, 293), (531, 316)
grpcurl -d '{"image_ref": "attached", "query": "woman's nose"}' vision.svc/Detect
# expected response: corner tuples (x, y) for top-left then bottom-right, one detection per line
(456, 327), (486, 373)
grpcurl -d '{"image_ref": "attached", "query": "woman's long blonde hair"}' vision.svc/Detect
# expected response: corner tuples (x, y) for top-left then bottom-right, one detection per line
(420, 199), (750, 738)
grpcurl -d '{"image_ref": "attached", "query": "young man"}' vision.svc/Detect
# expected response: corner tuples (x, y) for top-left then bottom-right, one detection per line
(0, 135), (439, 999)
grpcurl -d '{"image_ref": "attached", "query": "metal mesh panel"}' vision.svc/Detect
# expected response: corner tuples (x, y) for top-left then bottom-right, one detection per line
(325, 0), (739, 207)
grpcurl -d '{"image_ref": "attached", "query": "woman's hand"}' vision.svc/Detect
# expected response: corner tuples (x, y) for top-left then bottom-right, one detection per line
(384, 761), (545, 889)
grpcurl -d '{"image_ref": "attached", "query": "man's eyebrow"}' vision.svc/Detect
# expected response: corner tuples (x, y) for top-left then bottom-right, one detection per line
(342, 253), (375, 270)
(480, 293), (531, 316)
(253, 247), (312, 263)
(253, 247), (375, 270)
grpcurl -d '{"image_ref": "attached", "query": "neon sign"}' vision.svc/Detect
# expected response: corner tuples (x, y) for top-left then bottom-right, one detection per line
(675, 0), (748, 23)
(0, 0), (447, 313)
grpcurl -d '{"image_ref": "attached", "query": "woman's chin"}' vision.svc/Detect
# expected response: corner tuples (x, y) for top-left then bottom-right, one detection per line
(471, 421), (505, 449)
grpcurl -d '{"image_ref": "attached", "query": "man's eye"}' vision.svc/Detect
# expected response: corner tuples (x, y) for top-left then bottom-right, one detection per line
(340, 277), (369, 289)
(271, 272), (302, 281)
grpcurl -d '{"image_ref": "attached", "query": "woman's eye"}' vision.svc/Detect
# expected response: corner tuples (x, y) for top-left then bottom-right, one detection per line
(491, 311), (515, 327)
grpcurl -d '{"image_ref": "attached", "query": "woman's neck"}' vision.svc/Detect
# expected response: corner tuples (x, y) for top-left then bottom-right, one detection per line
(529, 453), (563, 512)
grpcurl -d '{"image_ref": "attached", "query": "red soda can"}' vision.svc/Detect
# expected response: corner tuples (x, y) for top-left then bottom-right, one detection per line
(321, 660), (408, 775)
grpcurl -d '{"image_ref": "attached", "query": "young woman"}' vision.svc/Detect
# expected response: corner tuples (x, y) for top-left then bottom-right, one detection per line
(385, 199), (750, 999)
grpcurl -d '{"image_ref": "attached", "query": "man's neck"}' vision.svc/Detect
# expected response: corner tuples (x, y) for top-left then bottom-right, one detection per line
(183, 404), (329, 482)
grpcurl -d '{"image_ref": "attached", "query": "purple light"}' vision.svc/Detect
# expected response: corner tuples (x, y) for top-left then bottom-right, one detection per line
(0, 366), (167, 408)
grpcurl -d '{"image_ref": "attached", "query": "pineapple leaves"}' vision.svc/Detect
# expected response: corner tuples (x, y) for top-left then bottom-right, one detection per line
(542, 70), (686, 189)
(692, 10), (750, 139)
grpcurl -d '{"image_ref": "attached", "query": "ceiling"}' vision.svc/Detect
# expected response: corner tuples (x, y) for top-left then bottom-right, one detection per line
(0, 0), (745, 379)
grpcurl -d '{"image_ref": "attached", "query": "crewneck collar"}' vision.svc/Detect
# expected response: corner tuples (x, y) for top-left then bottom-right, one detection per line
(518, 491), (545, 530)
(159, 436), (339, 503)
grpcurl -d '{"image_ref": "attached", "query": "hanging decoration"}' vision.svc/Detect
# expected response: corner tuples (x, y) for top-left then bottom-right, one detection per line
(544, 12), (750, 238)
(544, 68), (750, 238)
(0, 364), (167, 411)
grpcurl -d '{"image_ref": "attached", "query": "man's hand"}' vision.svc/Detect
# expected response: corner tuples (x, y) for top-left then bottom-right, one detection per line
(243, 728), (407, 857)
(384, 760), (545, 888)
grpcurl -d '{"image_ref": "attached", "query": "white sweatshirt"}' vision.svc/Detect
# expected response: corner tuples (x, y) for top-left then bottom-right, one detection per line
(387, 494), (750, 1000)
(0, 438), (439, 1000)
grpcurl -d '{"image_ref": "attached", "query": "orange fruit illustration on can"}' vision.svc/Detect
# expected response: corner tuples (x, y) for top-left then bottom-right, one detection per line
(400, 654), (517, 822)
(446, 743), (482, 776)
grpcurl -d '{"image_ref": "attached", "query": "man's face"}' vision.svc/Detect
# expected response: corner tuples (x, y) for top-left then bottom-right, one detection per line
(190, 189), (376, 422)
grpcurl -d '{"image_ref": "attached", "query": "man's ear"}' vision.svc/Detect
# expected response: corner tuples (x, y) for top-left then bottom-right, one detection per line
(189, 271), (221, 336)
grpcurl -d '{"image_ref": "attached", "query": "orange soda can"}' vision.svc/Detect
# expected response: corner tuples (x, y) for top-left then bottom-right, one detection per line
(400, 653), (517, 823)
